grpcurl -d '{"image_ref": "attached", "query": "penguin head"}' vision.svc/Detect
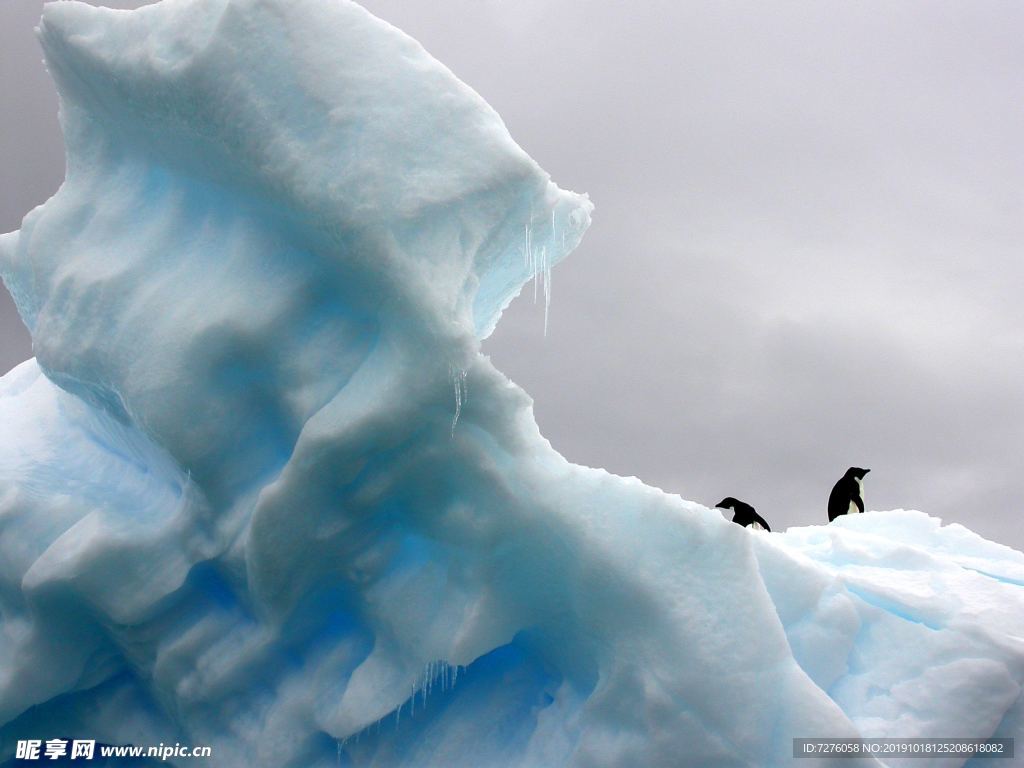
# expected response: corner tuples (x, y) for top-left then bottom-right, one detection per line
(715, 497), (740, 511)
(846, 467), (870, 479)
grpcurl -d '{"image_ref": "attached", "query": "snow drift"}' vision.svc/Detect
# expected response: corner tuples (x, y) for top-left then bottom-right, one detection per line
(1, 1), (1022, 766)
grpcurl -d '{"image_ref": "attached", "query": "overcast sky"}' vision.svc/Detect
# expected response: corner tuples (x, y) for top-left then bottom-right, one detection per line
(2, 0), (1022, 550)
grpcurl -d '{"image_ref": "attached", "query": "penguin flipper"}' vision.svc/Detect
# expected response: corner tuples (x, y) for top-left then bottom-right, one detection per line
(827, 480), (850, 522)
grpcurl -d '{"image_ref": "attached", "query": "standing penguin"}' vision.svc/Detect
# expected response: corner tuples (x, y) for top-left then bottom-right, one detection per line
(716, 497), (771, 531)
(828, 467), (870, 522)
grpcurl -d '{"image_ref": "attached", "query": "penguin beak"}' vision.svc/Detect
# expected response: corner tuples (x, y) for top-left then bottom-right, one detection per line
(864, 469), (871, 474)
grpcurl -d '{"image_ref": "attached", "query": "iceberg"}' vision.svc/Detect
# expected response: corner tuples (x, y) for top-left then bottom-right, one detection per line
(1, 0), (1022, 765)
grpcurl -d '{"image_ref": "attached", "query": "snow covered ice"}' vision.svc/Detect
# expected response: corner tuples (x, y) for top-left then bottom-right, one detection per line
(1, 0), (1022, 766)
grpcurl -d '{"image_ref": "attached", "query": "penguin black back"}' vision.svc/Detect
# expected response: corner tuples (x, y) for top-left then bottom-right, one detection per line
(716, 497), (771, 532)
(828, 467), (870, 522)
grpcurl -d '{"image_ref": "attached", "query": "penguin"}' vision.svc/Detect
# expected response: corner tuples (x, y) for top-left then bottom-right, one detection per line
(716, 497), (771, 532)
(828, 467), (870, 522)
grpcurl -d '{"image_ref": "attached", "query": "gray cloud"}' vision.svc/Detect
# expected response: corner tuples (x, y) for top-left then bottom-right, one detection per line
(2, 0), (1023, 548)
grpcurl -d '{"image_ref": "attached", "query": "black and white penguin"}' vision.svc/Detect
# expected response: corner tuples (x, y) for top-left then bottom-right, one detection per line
(827, 467), (870, 522)
(716, 497), (771, 532)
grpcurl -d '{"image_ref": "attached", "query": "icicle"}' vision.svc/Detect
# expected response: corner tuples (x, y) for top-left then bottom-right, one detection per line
(450, 367), (467, 435)
(527, 221), (540, 302)
(530, 222), (535, 278)
(522, 212), (555, 335)
(542, 244), (552, 337)
(452, 374), (461, 434)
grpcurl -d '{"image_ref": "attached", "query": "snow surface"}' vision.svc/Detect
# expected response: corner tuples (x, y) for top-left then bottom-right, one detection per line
(1, 1), (1022, 766)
